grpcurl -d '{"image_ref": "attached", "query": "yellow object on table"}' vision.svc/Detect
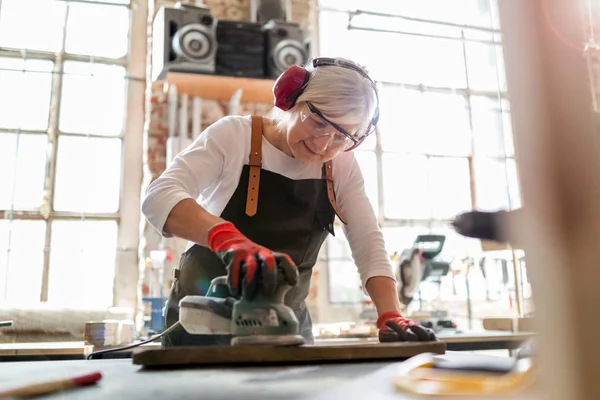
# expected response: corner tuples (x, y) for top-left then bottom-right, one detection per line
(393, 353), (535, 397)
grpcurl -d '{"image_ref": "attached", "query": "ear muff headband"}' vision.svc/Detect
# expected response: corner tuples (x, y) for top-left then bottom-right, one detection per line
(272, 58), (380, 149)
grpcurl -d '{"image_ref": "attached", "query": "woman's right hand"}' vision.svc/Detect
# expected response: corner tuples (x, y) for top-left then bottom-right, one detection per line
(207, 222), (298, 298)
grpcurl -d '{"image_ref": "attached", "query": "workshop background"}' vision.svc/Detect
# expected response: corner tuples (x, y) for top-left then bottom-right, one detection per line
(0, 0), (597, 342)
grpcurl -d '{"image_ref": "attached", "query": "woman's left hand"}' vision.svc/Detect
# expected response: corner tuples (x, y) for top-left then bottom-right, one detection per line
(377, 312), (437, 342)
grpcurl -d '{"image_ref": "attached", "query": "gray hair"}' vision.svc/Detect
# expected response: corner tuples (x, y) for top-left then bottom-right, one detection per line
(268, 58), (378, 136)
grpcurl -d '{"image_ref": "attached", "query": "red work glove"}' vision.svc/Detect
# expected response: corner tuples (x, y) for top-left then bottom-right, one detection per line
(377, 312), (437, 342)
(208, 222), (298, 299)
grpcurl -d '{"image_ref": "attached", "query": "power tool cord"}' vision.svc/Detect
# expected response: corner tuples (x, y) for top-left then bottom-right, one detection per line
(86, 322), (181, 360)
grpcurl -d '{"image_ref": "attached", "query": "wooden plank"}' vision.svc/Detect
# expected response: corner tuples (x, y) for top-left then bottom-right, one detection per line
(165, 73), (276, 104)
(132, 341), (446, 368)
(0, 342), (92, 356)
(313, 332), (533, 346)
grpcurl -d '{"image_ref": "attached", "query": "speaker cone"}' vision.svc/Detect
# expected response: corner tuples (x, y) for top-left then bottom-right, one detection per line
(172, 23), (214, 62)
(272, 39), (307, 74)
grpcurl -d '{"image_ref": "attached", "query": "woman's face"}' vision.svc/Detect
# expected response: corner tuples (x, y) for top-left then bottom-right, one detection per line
(285, 103), (360, 164)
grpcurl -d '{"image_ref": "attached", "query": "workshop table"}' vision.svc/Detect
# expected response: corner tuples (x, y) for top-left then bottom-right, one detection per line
(0, 331), (534, 361)
(0, 353), (538, 399)
(314, 331), (534, 352)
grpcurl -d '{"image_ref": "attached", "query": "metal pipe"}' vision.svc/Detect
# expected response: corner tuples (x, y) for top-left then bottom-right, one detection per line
(52, 0), (131, 9)
(319, 6), (500, 34)
(347, 25), (501, 46)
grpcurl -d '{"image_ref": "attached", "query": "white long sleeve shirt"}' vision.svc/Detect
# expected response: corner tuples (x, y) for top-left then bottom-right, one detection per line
(142, 115), (396, 288)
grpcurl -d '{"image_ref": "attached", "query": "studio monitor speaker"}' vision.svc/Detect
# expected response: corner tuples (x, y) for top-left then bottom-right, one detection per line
(264, 19), (308, 79)
(152, 2), (217, 81)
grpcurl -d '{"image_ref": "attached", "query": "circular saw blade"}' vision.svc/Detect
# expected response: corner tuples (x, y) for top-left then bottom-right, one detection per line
(398, 247), (424, 306)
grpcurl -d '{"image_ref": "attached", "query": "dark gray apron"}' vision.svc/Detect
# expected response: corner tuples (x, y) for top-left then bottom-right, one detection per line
(161, 116), (341, 347)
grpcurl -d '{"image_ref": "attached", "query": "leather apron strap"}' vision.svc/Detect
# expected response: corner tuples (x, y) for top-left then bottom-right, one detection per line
(322, 160), (348, 225)
(246, 116), (263, 217)
(245, 116), (347, 224)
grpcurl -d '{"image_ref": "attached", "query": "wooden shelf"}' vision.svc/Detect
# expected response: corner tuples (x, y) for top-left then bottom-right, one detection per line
(163, 72), (276, 104)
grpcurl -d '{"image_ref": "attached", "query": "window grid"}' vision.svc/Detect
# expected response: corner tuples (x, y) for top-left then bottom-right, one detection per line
(319, 4), (519, 304)
(0, 0), (131, 303)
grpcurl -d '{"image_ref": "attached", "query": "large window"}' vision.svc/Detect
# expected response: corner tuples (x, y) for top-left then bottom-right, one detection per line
(317, 0), (523, 305)
(0, 0), (131, 307)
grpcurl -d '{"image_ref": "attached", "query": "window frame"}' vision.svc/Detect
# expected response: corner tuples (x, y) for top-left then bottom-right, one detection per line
(0, 0), (146, 306)
(315, 2), (520, 304)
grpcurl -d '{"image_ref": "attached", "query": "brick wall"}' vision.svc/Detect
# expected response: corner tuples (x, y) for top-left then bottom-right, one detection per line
(154, 0), (311, 26)
(147, 87), (273, 179)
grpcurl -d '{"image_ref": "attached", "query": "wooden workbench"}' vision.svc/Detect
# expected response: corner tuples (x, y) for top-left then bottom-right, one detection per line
(0, 331), (534, 361)
(0, 353), (538, 399)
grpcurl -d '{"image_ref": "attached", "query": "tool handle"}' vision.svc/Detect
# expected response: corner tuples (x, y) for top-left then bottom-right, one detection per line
(0, 372), (102, 398)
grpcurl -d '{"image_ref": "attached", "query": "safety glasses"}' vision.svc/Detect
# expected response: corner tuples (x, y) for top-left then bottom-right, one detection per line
(299, 102), (360, 147)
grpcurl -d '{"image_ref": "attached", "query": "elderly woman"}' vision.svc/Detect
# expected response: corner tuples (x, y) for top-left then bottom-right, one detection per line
(142, 57), (436, 347)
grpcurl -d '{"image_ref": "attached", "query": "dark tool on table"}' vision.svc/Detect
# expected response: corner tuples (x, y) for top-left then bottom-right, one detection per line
(0, 321), (12, 328)
(451, 209), (524, 245)
(179, 269), (305, 346)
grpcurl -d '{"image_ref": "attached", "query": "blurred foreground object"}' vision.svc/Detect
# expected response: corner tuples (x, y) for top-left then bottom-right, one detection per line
(393, 352), (534, 397)
(498, 0), (600, 399)
(451, 209), (523, 247)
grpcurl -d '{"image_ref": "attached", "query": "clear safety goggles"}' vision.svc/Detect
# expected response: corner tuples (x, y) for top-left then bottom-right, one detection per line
(299, 102), (360, 148)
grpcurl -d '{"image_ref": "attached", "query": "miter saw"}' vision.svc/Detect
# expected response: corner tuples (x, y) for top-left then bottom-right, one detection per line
(177, 272), (306, 346)
(396, 235), (458, 333)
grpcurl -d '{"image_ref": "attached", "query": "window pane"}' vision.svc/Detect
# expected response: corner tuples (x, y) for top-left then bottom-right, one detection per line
(354, 151), (378, 215)
(318, 11), (362, 62)
(48, 220), (118, 307)
(65, 3), (130, 58)
(318, 12), (466, 87)
(379, 87), (422, 152)
(328, 260), (363, 303)
(0, 0), (67, 52)
(465, 43), (507, 92)
(325, 230), (362, 303)
(54, 136), (122, 213)
(0, 133), (47, 211)
(471, 96), (513, 157)
(420, 92), (471, 156)
(380, 89), (471, 156)
(507, 158), (522, 209)
(381, 226), (428, 255)
(0, 58), (53, 131)
(59, 62), (126, 136)
(0, 220), (46, 304)
(429, 157), (472, 219)
(368, 34), (465, 87)
(382, 154), (430, 219)
(474, 158), (511, 211)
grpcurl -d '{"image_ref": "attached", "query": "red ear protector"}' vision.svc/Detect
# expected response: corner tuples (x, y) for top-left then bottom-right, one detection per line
(272, 57), (380, 151)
